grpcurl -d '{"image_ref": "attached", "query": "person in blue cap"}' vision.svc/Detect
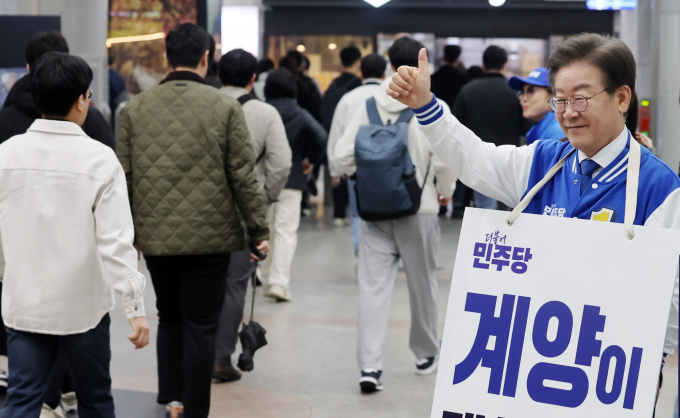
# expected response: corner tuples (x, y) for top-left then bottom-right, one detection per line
(509, 67), (565, 145)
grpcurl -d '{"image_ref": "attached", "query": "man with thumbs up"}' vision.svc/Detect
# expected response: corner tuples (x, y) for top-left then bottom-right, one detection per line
(388, 35), (680, 401)
(335, 37), (456, 393)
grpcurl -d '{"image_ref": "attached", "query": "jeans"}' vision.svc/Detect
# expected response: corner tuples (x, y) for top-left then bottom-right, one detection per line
(2, 314), (114, 418)
(472, 190), (498, 210)
(347, 178), (361, 254)
(145, 253), (230, 418)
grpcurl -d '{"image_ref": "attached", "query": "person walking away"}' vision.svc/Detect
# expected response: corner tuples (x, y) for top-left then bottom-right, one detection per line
(281, 51), (324, 124)
(452, 45), (531, 210)
(108, 53), (128, 128)
(323, 46), (363, 227)
(253, 58), (275, 100)
(204, 36), (222, 89)
(322, 45), (363, 131)
(0, 31), (118, 417)
(431, 45), (471, 218)
(214, 48), (292, 382)
(387, 34), (679, 410)
(431, 45), (470, 110)
(508, 67), (564, 144)
(116, 24), (270, 418)
(327, 53), (387, 256)
(0, 32), (114, 148)
(0, 51), (150, 418)
(264, 68), (327, 302)
(335, 37), (456, 393)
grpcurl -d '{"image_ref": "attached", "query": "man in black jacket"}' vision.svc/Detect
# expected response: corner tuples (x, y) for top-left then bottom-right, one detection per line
(431, 45), (469, 110)
(0, 32), (115, 148)
(322, 45), (362, 131)
(452, 45), (531, 210)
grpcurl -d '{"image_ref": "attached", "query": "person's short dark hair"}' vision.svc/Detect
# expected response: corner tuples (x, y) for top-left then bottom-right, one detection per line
(626, 92), (639, 132)
(482, 45), (508, 71)
(278, 56), (299, 78)
(165, 23), (210, 69)
(467, 65), (484, 79)
(25, 32), (69, 68)
(340, 46), (362, 68)
(219, 49), (257, 88)
(302, 56), (310, 71)
(444, 45), (462, 64)
(388, 37), (425, 69)
(264, 68), (297, 100)
(286, 50), (303, 67)
(547, 33), (636, 116)
(256, 58), (275, 77)
(31, 52), (92, 116)
(361, 54), (387, 80)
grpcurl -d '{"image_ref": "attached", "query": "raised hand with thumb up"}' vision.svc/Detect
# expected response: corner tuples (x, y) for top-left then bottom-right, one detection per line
(387, 48), (434, 110)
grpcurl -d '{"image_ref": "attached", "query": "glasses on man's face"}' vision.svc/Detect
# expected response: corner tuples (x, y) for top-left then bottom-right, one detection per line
(85, 89), (93, 100)
(548, 89), (607, 114)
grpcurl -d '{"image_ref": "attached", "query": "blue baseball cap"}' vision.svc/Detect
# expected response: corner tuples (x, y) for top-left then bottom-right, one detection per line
(508, 67), (551, 91)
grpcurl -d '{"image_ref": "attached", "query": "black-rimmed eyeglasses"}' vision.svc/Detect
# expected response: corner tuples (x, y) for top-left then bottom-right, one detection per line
(548, 89), (607, 114)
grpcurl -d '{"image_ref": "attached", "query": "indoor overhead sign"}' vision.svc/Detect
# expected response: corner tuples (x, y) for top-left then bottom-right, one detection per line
(363, 0), (391, 7)
(586, 0), (636, 10)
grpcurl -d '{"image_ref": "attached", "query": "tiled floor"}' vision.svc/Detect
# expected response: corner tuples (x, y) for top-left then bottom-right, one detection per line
(106, 214), (678, 418)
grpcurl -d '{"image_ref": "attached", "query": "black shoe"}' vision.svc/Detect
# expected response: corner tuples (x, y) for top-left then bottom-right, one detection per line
(415, 355), (439, 375)
(213, 363), (242, 383)
(359, 369), (383, 393)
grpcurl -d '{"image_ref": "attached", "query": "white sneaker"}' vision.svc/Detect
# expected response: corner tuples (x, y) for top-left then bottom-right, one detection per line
(61, 392), (77, 412)
(40, 404), (67, 418)
(266, 284), (292, 302)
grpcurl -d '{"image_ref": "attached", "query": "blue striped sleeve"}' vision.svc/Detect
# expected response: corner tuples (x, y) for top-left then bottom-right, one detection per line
(413, 94), (444, 126)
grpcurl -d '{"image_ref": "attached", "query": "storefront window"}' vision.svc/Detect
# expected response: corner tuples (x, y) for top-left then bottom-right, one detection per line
(268, 35), (373, 92)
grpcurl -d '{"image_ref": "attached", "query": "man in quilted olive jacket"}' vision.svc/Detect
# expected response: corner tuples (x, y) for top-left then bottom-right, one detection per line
(116, 24), (269, 418)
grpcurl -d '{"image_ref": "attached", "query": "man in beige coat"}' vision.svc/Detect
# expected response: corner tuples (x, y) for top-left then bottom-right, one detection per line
(116, 24), (269, 418)
(213, 48), (292, 382)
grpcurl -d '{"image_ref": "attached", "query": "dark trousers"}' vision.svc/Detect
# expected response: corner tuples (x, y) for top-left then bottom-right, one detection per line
(2, 314), (113, 418)
(145, 253), (230, 418)
(215, 250), (256, 366)
(333, 177), (349, 219)
(44, 350), (75, 409)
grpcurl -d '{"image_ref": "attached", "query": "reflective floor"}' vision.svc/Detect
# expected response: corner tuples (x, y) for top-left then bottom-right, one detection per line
(104, 213), (678, 418)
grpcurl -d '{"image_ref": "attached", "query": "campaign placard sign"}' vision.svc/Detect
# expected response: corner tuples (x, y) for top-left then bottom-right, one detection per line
(431, 208), (680, 418)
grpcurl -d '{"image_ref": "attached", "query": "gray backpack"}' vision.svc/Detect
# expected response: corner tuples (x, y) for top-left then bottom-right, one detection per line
(352, 97), (430, 221)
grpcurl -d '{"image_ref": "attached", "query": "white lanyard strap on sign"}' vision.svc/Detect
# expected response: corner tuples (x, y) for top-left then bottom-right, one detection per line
(507, 135), (641, 240)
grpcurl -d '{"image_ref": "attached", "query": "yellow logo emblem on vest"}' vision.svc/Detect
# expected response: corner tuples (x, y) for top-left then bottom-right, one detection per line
(590, 207), (616, 222)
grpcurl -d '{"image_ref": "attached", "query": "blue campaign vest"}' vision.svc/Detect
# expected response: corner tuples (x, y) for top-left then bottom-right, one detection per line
(521, 134), (680, 224)
(526, 112), (565, 145)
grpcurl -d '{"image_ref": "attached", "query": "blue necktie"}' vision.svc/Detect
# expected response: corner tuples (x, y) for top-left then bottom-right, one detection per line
(580, 159), (600, 195)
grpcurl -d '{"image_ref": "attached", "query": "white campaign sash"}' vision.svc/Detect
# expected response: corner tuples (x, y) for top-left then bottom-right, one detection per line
(431, 139), (680, 418)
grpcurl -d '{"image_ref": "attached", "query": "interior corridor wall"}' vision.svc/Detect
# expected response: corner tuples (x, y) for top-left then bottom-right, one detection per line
(620, 0), (680, 172)
(0, 0), (109, 110)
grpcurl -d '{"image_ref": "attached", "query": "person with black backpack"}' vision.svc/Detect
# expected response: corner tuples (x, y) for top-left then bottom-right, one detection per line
(335, 37), (456, 393)
(214, 49), (292, 382)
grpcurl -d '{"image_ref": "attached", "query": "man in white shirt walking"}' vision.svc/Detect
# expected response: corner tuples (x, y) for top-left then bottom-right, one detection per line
(328, 53), (387, 255)
(0, 52), (149, 418)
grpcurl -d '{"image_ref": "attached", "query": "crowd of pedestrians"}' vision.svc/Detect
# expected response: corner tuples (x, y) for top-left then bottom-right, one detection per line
(0, 21), (676, 418)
